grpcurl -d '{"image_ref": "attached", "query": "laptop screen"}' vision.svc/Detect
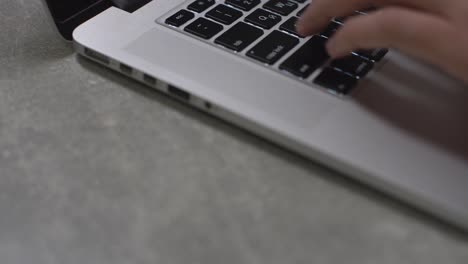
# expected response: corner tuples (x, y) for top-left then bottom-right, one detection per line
(46, 0), (103, 22)
(45, 0), (152, 40)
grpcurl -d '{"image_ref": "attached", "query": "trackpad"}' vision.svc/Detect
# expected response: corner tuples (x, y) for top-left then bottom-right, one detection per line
(125, 27), (336, 131)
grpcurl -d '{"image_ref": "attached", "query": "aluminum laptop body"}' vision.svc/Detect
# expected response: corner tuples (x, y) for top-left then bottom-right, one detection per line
(43, 0), (468, 230)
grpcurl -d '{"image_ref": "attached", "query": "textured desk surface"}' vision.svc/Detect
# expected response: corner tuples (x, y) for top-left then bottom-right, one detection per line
(0, 1), (467, 263)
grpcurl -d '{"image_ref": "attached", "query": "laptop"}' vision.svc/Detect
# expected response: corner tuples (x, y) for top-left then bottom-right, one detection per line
(43, 0), (468, 231)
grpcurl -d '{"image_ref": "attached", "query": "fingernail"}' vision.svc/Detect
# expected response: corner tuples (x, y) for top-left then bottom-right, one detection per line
(296, 20), (306, 35)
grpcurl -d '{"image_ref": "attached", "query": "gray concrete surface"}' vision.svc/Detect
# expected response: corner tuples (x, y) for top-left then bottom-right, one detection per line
(0, 0), (467, 263)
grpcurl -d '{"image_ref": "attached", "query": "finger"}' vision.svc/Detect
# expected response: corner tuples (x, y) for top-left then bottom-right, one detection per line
(297, 0), (372, 36)
(326, 7), (464, 79)
(297, 0), (450, 36)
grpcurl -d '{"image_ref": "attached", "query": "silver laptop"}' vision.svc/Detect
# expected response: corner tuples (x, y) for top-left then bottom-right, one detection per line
(43, 0), (468, 230)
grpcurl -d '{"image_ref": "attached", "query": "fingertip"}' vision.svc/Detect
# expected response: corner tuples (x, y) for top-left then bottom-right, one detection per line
(326, 38), (349, 59)
(296, 9), (326, 37)
(326, 39), (340, 58)
(296, 18), (312, 36)
(295, 22), (306, 36)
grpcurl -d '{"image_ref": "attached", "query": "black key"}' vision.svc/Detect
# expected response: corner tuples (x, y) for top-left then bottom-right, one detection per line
(247, 30), (299, 65)
(280, 36), (329, 78)
(330, 55), (373, 78)
(279, 16), (301, 37)
(297, 4), (308, 16)
(188, 0), (216, 13)
(292, 0), (306, 3)
(355, 49), (388, 62)
(165, 10), (195, 27)
(314, 68), (358, 94)
(264, 0), (298, 16)
(245, 9), (282, 29)
(225, 0), (261, 11)
(185, 18), (224, 39)
(206, 4), (243, 25)
(215, 22), (264, 51)
(320, 21), (341, 38)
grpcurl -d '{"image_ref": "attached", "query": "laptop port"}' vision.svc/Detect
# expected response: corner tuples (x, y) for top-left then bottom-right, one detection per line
(120, 63), (133, 75)
(168, 85), (190, 101)
(204, 102), (213, 110)
(143, 74), (157, 86)
(84, 48), (110, 65)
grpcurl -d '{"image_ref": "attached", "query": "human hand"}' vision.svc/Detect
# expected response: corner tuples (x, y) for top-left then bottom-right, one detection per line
(296, 0), (468, 83)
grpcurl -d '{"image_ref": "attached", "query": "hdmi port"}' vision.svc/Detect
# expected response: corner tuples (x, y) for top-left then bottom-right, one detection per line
(168, 85), (190, 101)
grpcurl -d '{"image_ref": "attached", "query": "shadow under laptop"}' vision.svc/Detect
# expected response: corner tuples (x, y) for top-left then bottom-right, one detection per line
(76, 55), (468, 240)
(354, 52), (468, 163)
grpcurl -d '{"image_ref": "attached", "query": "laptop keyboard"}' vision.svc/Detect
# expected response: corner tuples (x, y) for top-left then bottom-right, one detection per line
(160, 0), (388, 95)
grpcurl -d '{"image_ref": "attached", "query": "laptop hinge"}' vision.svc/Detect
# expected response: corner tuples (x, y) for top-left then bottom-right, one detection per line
(111, 0), (153, 13)
(47, 0), (112, 41)
(45, 0), (152, 41)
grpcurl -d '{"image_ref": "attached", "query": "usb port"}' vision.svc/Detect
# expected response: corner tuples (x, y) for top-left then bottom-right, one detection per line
(143, 74), (157, 85)
(120, 63), (133, 75)
(168, 85), (190, 101)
